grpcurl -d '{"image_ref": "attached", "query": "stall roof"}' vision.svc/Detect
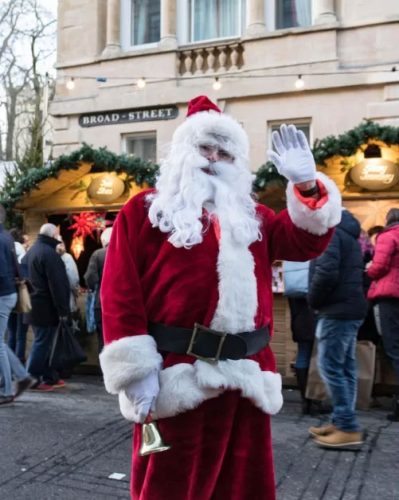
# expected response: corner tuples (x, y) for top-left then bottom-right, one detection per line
(0, 144), (159, 209)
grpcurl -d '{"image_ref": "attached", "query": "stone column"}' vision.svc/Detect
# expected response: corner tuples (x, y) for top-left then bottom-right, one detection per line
(160, 0), (177, 48)
(102, 0), (121, 57)
(312, 0), (337, 25)
(245, 0), (266, 36)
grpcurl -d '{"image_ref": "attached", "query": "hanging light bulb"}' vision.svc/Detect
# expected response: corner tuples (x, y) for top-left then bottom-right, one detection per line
(66, 77), (75, 90)
(294, 75), (305, 90)
(212, 77), (222, 91)
(137, 77), (146, 89)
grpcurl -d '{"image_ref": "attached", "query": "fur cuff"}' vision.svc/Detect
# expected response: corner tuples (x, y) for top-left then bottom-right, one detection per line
(286, 171), (342, 235)
(118, 359), (283, 423)
(99, 335), (163, 394)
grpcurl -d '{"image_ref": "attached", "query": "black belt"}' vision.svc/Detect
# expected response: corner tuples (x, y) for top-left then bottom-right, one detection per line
(148, 322), (270, 363)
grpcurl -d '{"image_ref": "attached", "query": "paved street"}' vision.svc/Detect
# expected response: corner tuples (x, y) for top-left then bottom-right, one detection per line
(0, 376), (397, 500)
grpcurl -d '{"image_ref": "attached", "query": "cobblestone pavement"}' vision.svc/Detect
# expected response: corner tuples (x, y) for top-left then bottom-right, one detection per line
(0, 377), (397, 499)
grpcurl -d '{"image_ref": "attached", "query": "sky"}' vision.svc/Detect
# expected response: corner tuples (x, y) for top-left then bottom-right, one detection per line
(41, 0), (58, 18)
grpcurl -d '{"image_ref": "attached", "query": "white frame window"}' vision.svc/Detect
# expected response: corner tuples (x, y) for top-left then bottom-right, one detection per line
(121, 0), (160, 50)
(265, 0), (312, 31)
(177, 0), (246, 45)
(268, 120), (312, 152)
(123, 133), (157, 163)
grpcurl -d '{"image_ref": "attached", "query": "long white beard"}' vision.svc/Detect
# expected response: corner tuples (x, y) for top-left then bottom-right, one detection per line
(148, 154), (261, 248)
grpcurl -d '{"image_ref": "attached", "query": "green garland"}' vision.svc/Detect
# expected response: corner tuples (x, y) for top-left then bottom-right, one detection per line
(0, 143), (159, 208)
(312, 121), (399, 166)
(252, 162), (286, 193)
(2, 121), (399, 207)
(253, 121), (399, 192)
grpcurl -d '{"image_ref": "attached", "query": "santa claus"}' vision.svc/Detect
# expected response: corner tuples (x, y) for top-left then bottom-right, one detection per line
(99, 96), (341, 500)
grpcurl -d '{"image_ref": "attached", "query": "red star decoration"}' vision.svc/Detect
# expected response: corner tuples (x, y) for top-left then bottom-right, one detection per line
(68, 212), (98, 240)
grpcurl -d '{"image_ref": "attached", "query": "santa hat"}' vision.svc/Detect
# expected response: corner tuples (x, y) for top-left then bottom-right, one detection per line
(171, 95), (249, 163)
(186, 95), (221, 116)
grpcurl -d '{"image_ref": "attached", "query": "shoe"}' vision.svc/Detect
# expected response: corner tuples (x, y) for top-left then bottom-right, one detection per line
(309, 423), (337, 437)
(30, 383), (55, 392)
(314, 430), (364, 450)
(14, 377), (36, 398)
(0, 395), (14, 405)
(51, 379), (66, 389)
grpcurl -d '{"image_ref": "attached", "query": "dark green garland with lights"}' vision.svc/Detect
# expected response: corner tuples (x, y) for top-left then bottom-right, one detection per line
(312, 121), (399, 166)
(0, 143), (160, 208)
(2, 121), (399, 209)
(252, 121), (399, 192)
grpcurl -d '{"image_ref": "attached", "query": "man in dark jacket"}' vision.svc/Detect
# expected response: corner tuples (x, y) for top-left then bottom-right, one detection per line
(308, 209), (367, 449)
(22, 223), (70, 391)
(84, 227), (112, 352)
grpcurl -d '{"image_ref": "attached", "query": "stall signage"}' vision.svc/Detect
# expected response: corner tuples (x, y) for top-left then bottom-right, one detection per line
(350, 159), (399, 191)
(87, 175), (126, 203)
(79, 105), (178, 128)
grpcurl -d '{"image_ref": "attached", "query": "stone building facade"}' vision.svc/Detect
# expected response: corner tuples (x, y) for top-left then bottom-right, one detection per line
(52, 0), (399, 168)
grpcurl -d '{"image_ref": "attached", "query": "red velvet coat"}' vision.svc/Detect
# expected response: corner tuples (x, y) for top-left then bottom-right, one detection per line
(100, 178), (339, 500)
(367, 223), (399, 300)
(101, 189), (332, 374)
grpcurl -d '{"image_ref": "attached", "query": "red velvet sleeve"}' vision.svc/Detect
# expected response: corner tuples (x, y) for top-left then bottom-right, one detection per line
(101, 196), (149, 345)
(260, 204), (334, 262)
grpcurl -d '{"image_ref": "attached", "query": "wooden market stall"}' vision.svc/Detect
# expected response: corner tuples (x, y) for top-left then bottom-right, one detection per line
(5, 146), (157, 368)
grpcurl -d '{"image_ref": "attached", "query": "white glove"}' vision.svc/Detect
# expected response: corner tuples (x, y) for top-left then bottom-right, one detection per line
(267, 124), (316, 184)
(124, 369), (160, 423)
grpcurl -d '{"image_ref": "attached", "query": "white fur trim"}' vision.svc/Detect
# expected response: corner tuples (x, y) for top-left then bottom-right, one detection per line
(100, 335), (163, 394)
(286, 171), (342, 235)
(118, 359), (283, 422)
(210, 218), (257, 334)
(173, 110), (249, 165)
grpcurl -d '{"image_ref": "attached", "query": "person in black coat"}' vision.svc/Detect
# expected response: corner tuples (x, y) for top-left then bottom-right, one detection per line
(84, 227), (112, 353)
(22, 223), (70, 390)
(308, 209), (367, 449)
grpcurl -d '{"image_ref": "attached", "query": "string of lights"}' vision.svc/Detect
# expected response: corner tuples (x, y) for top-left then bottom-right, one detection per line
(62, 66), (398, 92)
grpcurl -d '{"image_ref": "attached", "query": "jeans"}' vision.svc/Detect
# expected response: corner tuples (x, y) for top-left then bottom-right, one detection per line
(316, 317), (363, 432)
(0, 293), (29, 396)
(7, 312), (28, 362)
(27, 325), (59, 384)
(295, 340), (313, 369)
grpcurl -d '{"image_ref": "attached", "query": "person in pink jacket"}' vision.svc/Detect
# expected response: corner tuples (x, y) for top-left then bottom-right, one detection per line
(367, 208), (399, 421)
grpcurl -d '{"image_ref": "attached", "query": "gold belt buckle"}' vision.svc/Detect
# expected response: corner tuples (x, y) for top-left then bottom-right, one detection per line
(186, 323), (227, 363)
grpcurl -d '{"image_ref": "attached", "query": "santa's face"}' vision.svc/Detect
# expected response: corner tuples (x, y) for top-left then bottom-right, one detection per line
(198, 143), (235, 170)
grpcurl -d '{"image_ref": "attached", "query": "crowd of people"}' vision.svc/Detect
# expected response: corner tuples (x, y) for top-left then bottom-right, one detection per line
(283, 208), (399, 450)
(0, 209), (111, 403)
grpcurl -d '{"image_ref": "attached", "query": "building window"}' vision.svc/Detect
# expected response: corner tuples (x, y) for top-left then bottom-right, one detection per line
(188, 0), (246, 43)
(275, 0), (312, 29)
(269, 121), (311, 151)
(130, 0), (160, 46)
(124, 134), (157, 163)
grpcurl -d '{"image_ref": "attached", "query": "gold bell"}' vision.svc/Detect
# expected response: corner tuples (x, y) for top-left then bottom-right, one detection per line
(139, 419), (171, 456)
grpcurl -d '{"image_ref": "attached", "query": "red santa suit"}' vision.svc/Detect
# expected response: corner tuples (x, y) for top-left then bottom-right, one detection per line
(100, 99), (341, 500)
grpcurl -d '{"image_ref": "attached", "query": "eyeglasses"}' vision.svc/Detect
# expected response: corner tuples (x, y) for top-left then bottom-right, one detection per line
(198, 144), (234, 163)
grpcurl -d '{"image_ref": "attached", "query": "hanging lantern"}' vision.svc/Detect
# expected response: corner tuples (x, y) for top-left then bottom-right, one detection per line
(70, 236), (85, 259)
